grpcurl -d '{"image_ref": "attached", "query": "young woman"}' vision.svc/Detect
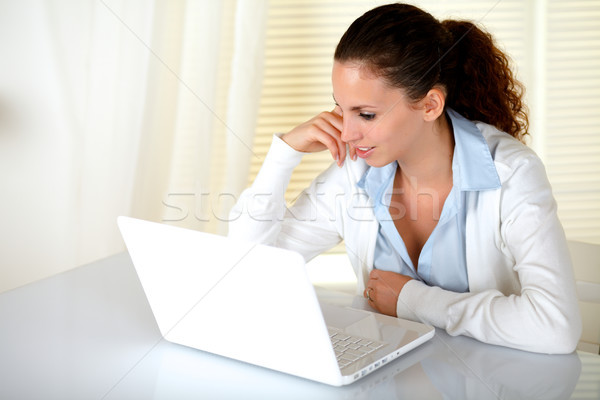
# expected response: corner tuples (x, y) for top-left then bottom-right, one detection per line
(229, 3), (581, 353)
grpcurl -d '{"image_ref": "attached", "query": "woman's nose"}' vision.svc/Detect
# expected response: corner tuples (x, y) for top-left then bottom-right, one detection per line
(341, 120), (362, 143)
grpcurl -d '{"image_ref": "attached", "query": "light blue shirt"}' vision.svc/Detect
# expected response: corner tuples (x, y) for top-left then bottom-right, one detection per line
(357, 110), (501, 293)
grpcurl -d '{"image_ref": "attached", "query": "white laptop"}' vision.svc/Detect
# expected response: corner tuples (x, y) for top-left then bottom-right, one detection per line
(117, 216), (434, 386)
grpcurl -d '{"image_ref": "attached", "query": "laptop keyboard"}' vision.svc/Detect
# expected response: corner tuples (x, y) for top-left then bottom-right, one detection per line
(328, 328), (385, 369)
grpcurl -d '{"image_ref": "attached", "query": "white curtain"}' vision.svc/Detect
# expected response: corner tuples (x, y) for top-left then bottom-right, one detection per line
(155, 0), (268, 236)
(0, 0), (268, 293)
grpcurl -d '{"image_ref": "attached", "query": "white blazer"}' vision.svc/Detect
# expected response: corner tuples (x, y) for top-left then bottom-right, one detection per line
(229, 121), (582, 354)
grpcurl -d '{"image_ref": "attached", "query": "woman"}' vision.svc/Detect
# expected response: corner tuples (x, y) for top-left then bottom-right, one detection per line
(229, 3), (581, 353)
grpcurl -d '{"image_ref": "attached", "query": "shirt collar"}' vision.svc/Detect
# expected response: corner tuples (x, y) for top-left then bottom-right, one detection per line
(447, 109), (500, 191)
(357, 109), (500, 194)
(357, 162), (395, 204)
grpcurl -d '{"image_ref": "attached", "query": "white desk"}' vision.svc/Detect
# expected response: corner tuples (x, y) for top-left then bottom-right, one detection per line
(0, 253), (598, 399)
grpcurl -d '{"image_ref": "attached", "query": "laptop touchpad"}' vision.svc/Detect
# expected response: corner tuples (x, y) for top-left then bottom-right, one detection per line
(319, 302), (372, 329)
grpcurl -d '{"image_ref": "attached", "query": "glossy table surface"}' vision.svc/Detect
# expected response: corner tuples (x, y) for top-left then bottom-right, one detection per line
(0, 252), (598, 399)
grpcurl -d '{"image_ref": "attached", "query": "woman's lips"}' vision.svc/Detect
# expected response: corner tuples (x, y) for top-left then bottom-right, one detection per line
(355, 146), (374, 159)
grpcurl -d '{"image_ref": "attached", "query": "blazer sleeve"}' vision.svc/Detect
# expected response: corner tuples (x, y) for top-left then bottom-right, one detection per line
(228, 134), (343, 261)
(396, 151), (582, 354)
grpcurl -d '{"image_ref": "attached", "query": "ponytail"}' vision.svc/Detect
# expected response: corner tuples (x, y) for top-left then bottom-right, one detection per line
(335, 4), (529, 142)
(440, 20), (528, 141)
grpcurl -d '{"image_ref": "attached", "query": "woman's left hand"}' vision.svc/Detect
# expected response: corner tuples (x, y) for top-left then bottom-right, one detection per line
(364, 269), (412, 317)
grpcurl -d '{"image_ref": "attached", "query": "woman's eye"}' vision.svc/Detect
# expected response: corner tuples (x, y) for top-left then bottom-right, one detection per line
(360, 113), (376, 121)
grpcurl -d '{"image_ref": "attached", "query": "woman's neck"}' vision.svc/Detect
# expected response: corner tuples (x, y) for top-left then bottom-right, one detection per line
(396, 113), (454, 190)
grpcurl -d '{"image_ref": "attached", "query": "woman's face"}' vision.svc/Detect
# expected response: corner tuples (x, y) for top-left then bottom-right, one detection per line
(332, 61), (429, 167)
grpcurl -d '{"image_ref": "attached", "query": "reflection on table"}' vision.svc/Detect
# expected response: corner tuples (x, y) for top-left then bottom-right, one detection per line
(0, 253), (596, 399)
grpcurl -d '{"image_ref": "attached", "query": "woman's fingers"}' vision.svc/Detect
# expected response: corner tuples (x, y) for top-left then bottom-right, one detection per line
(314, 114), (345, 165)
(330, 107), (347, 163)
(348, 144), (357, 162)
(365, 270), (413, 317)
(281, 110), (346, 166)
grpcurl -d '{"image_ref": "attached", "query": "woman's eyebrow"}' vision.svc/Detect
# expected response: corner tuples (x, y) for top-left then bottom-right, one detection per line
(332, 93), (377, 110)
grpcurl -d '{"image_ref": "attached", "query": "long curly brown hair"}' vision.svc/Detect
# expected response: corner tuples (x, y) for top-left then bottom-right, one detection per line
(334, 3), (529, 142)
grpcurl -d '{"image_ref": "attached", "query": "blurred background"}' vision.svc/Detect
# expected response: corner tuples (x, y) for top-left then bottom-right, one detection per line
(1, 0), (599, 293)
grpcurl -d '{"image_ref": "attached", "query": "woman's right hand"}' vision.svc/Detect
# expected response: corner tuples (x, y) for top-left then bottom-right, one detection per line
(280, 107), (354, 167)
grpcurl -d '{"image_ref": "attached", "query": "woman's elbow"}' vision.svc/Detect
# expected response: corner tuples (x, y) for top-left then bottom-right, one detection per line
(536, 314), (582, 354)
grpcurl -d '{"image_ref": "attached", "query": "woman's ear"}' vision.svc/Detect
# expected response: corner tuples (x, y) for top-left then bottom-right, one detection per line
(422, 87), (446, 121)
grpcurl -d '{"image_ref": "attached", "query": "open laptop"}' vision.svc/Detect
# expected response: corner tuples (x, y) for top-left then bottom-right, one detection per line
(117, 216), (434, 386)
